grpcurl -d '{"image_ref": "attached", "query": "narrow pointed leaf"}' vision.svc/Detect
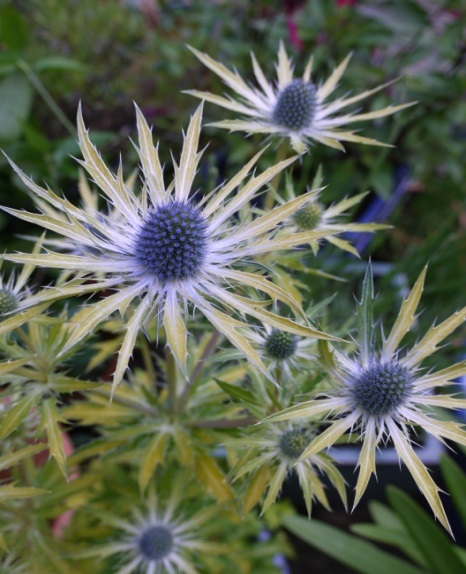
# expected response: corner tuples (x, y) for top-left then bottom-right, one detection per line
(403, 306), (466, 369)
(0, 393), (38, 440)
(138, 433), (169, 493)
(195, 451), (234, 502)
(358, 262), (374, 366)
(387, 486), (464, 572)
(42, 399), (67, 477)
(163, 291), (187, 374)
(440, 455), (466, 532)
(0, 443), (47, 472)
(112, 295), (151, 395)
(386, 419), (449, 532)
(262, 464), (287, 514)
(242, 465), (270, 515)
(283, 515), (423, 574)
(383, 267), (426, 361)
(0, 485), (48, 501)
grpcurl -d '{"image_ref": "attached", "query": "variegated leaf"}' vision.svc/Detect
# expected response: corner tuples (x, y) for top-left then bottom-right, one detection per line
(383, 267), (427, 361)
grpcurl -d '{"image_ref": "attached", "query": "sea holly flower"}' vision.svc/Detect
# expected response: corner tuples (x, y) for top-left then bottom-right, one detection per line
(77, 492), (217, 574)
(230, 421), (346, 516)
(186, 42), (414, 153)
(0, 240), (55, 337)
(265, 265), (466, 532)
(2, 104), (339, 393)
(246, 323), (316, 382)
(278, 169), (389, 257)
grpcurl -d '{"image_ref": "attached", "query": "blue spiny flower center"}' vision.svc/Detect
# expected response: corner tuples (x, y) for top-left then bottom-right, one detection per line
(352, 360), (413, 416)
(0, 289), (18, 318)
(138, 525), (173, 561)
(265, 330), (298, 360)
(272, 79), (317, 131)
(134, 201), (208, 283)
(293, 202), (323, 230)
(279, 428), (312, 460)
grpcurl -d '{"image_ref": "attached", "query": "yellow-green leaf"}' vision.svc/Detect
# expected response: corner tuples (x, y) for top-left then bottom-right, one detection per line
(0, 443), (47, 472)
(42, 399), (67, 477)
(195, 451), (234, 502)
(382, 267), (426, 361)
(0, 393), (37, 440)
(242, 465), (270, 515)
(0, 484), (48, 501)
(138, 433), (169, 493)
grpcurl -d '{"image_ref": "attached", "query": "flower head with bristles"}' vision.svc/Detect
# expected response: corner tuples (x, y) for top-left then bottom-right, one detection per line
(187, 42), (414, 153)
(276, 168), (389, 257)
(76, 491), (216, 574)
(0, 240), (48, 334)
(1, 104), (339, 394)
(246, 320), (316, 382)
(230, 421), (346, 516)
(265, 265), (466, 533)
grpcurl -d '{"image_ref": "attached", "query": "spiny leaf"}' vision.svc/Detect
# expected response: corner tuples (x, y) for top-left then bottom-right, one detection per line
(358, 262), (374, 367)
(42, 399), (67, 478)
(195, 451), (234, 502)
(0, 393), (38, 440)
(382, 267), (426, 361)
(138, 433), (169, 494)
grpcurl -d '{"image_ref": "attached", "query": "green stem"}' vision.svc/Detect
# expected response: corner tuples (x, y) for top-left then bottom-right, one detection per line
(186, 417), (256, 429)
(93, 388), (158, 416)
(180, 330), (221, 407)
(16, 59), (76, 137)
(263, 139), (289, 211)
(165, 346), (179, 414)
(140, 338), (157, 388)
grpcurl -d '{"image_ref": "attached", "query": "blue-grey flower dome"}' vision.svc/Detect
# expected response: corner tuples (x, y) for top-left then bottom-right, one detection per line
(265, 330), (298, 360)
(138, 525), (173, 561)
(272, 79), (317, 131)
(134, 200), (208, 283)
(352, 360), (413, 416)
(279, 428), (311, 460)
(293, 202), (323, 230)
(0, 289), (18, 319)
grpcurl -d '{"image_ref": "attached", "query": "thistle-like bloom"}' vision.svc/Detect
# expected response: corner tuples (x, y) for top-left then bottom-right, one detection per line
(266, 266), (466, 531)
(0, 246), (40, 320)
(247, 323), (315, 381)
(79, 494), (215, 574)
(187, 42), (414, 153)
(231, 422), (346, 516)
(280, 170), (388, 256)
(2, 104), (337, 392)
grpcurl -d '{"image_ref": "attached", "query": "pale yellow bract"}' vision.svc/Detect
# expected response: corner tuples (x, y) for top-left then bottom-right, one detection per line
(265, 267), (466, 533)
(187, 42), (415, 154)
(1, 104), (341, 395)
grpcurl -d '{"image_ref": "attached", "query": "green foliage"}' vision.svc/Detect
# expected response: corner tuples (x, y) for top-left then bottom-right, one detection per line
(286, 455), (466, 574)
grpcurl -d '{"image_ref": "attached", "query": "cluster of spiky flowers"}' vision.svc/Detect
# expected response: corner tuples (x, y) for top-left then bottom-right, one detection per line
(2, 103), (341, 394)
(187, 42), (414, 153)
(266, 265), (466, 532)
(0, 40), (463, 574)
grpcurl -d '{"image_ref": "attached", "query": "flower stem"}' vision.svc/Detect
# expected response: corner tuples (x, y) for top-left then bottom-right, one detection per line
(263, 139), (289, 210)
(186, 417), (256, 428)
(180, 330), (222, 407)
(165, 346), (179, 414)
